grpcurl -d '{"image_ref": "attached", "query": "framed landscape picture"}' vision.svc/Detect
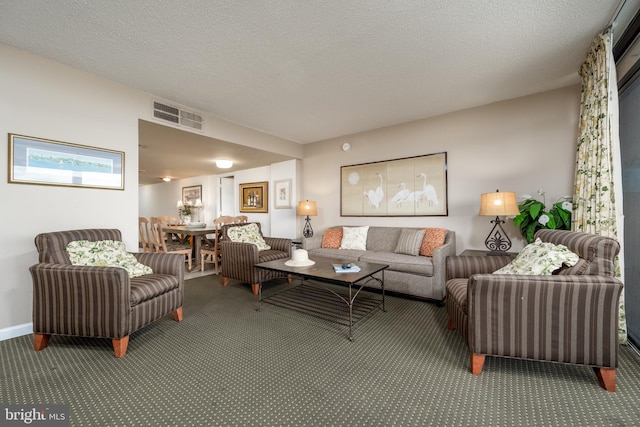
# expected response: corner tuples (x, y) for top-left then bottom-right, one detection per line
(8, 133), (124, 190)
(239, 181), (268, 213)
(341, 152), (448, 217)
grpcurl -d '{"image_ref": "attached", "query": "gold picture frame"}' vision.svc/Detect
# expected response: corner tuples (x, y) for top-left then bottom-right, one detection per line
(239, 181), (268, 213)
(8, 133), (124, 190)
(341, 152), (448, 217)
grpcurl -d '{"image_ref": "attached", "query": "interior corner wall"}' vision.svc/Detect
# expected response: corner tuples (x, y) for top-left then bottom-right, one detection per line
(0, 42), (302, 336)
(0, 43), (145, 333)
(302, 85), (581, 253)
(269, 159), (300, 239)
(139, 159), (300, 239)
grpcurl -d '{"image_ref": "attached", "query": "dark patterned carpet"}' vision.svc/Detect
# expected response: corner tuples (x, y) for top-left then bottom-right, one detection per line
(1, 274), (639, 426)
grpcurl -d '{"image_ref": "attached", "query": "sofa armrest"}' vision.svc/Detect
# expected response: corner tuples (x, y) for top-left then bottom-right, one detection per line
(302, 235), (323, 250)
(134, 252), (185, 279)
(265, 237), (292, 254)
(466, 274), (623, 368)
(29, 263), (131, 338)
(446, 255), (511, 279)
(427, 231), (457, 301)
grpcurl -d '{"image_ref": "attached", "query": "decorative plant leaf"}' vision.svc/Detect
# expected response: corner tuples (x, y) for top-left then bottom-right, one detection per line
(516, 196), (572, 243)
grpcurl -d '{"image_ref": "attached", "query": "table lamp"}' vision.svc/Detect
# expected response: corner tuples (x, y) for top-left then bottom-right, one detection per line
(479, 190), (520, 255)
(297, 200), (317, 238)
(194, 198), (203, 222)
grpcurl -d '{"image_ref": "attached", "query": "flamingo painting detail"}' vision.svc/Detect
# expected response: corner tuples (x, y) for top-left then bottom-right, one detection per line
(418, 173), (439, 206)
(390, 182), (410, 207)
(364, 172), (384, 208)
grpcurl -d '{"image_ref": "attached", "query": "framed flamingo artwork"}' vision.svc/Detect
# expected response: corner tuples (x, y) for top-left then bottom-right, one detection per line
(340, 152), (448, 217)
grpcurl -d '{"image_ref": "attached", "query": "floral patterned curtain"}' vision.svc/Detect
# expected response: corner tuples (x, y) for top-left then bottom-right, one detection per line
(574, 27), (626, 344)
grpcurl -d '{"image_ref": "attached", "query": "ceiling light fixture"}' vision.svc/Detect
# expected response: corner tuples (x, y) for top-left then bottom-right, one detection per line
(162, 177), (171, 182)
(216, 159), (233, 169)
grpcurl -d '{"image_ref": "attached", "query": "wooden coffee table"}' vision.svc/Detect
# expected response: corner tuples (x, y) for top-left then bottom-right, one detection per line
(255, 256), (388, 340)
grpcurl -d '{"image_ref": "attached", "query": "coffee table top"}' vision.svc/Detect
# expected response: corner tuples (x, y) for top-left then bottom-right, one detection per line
(256, 256), (388, 285)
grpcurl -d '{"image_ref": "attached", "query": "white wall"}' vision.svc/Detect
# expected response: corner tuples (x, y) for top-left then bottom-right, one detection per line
(302, 85), (581, 254)
(139, 159), (300, 238)
(0, 41), (580, 338)
(0, 43), (300, 337)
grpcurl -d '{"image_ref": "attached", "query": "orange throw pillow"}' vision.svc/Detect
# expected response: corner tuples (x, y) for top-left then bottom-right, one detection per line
(321, 227), (343, 249)
(419, 228), (447, 256)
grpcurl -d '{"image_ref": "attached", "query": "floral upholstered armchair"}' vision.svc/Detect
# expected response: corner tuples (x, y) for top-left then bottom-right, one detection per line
(29, 229), (184, 358)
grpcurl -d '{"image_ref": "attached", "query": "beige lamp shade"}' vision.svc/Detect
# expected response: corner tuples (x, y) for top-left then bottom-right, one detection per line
(297, 200), (317, 216)
(479, 191), (519, 216)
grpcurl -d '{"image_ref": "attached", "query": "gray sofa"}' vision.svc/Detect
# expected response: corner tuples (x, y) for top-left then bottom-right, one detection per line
(302, 226), (456, 303)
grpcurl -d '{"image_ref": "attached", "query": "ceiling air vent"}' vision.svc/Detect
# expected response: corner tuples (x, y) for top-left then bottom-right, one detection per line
(152, 101), (203, 131)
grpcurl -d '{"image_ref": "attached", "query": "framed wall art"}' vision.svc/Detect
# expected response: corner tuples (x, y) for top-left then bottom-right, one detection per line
(239, 181), (268, 213)
(273, 179), (292, 209)
(8, 133), (124, 190)
(182, 185), (202, 205)
(341, 152), (448, 217)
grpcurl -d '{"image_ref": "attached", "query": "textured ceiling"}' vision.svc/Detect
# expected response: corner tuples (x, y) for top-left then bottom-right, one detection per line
(0, 1), (623, 184)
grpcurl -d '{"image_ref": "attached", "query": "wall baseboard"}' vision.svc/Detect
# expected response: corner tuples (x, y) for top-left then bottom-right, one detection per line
(0, 323), (33, 341)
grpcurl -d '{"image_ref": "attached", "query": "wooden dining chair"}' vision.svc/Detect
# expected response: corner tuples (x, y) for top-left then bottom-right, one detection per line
(200, 216), (243, 274)
(151, 217), (193, 271)
(159, 216), (181, 225)
(138, 217), (154, 253)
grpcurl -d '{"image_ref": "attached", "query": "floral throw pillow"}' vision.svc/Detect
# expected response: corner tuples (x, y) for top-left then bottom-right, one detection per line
(340, 226), (369, 250)
(66, 240), (153, 278)
(493, 238), (580, 275)
(321, 227), (343, 249)
(419, 228), (448, 257)
(226, 223), (271, 250)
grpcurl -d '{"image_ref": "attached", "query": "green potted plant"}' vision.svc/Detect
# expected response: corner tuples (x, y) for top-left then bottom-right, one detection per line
(178, 203), (192, 223)
(513, 190), (572, 243)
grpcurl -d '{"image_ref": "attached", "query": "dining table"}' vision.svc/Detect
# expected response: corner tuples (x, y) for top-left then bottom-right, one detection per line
(162, 224), (218, 271)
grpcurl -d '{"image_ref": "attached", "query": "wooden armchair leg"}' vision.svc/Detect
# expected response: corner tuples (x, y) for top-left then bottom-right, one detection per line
(470, 353), (485, 375)
(222, 277), (229, 286)
(172, 307), (183, 322)
(251, 283), (260, 296)
(287, 274), (292, 284)
(113, 336), (130, 358)
(34, 333), (50, 351)
(446, 316), (456, 330)
(594, 367), (616, 392)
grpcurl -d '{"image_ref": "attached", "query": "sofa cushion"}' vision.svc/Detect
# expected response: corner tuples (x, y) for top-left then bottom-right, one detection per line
(306, 247), (364, 262)
(366, 227), (403, 252)
(359, 251), (434, 276)
(322, 227), (343, 249)
(493, 238), (579, 275)
(394, 228), (426, 256)
(66, 240), (153, 278)
(227, 223), (271, 250)
(129, 273), (180, 306)
(340, 226), (369, 250)
(419, 228), (448, 257)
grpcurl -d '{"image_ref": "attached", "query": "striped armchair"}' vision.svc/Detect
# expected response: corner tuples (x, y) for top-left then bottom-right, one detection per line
(446, 229), (623, 392)
(219, 222), (291, 295)
(29, 229), (184, 358)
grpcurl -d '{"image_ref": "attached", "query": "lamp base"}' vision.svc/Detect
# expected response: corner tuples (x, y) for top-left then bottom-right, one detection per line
(484, 216), (513, 254)
(302, 216), (314, 238)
